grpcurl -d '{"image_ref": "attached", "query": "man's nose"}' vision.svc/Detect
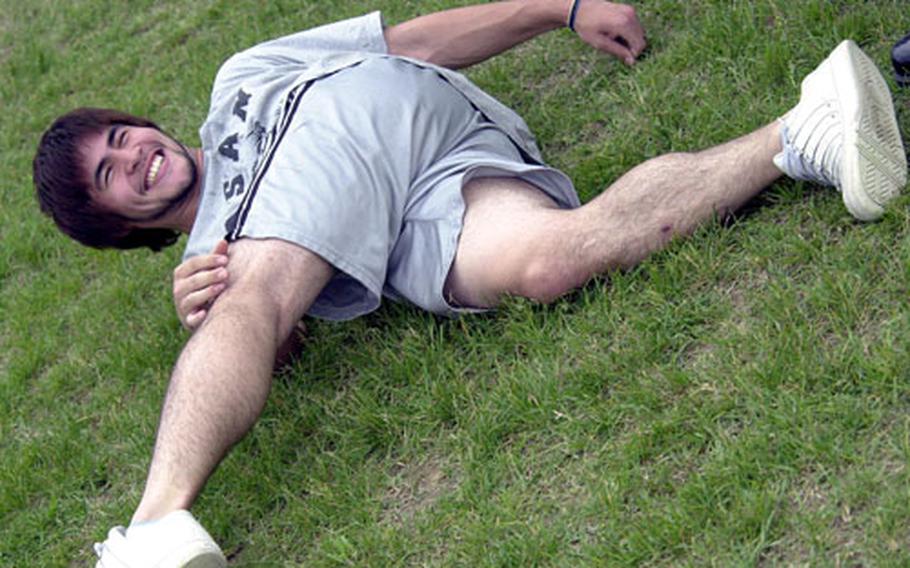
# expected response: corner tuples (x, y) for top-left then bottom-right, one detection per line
(113, 145), (142, 174)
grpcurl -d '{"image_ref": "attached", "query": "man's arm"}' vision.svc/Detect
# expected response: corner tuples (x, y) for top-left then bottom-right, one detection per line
(131, 238), (334, 521)
(384, 0), (645, 69)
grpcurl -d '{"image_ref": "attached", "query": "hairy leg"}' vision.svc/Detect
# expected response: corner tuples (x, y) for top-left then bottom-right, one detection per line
(447, 121), (783, 307)
(131, 240), (334, 523)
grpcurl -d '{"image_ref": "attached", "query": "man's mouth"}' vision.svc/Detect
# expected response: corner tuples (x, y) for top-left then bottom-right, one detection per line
(145, 151), (164, 190)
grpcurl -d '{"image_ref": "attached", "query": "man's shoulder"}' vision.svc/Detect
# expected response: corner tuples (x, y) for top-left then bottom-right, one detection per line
(213, 11), (387, 87)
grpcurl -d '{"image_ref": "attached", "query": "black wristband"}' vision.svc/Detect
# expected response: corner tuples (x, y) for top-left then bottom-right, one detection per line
(567, 0), (581, 32)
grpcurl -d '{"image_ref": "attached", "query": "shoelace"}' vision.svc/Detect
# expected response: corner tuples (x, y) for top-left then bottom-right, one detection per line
(781, 102), (843, 188)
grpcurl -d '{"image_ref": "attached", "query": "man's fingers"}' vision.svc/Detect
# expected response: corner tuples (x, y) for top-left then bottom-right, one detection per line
(192, 268), (229, 290)
(212, 239), (229, 256)
(173, 252), (228, 280)
(617, 31), (645, 58)
(612, 9), (645, 56)
(176, 269), (228, 300)
(179, 283), (226, 321)
(185, 309), (207, 331)
(174, 267), (228, 311)
(595, 35), (636, 65)
(609, 3), (646, 55)
(633, 34), (646, 56)
(576, 2), (646, 64)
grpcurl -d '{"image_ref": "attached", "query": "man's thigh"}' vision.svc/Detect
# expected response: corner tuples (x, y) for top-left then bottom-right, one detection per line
(222, 238), (335, 327)
(444, 176), (566, 308)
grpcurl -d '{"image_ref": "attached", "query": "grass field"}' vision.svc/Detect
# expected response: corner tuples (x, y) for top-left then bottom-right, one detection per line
(3, 0), (910, 565)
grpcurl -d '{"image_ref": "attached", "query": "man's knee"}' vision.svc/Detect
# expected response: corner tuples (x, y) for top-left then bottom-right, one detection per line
(514, 253), (583, 304)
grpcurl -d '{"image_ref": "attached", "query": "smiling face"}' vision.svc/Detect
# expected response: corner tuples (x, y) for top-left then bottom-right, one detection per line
(80, 124), (200, 225)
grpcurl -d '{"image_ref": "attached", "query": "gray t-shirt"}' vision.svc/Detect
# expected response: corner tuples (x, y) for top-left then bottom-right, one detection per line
(184, 12), (548, 262)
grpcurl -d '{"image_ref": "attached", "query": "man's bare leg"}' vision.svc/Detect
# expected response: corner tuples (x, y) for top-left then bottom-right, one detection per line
(130, 240), (334, 523)
(446, 121), (783, 308)
(450, 39), (908, 308)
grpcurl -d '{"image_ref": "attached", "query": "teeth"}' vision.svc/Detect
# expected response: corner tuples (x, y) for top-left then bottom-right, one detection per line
(146, 154), (163, 188)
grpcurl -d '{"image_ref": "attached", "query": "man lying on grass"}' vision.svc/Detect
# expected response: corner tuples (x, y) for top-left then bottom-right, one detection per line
(32, 0), (906, 565)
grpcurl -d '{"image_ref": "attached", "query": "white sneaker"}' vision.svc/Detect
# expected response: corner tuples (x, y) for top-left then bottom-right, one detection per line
(93, 510), (226, 568)
(774, 40), (907, 221)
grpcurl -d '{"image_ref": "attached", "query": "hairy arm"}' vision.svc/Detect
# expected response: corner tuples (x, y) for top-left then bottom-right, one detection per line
(384, 0), (645, 69)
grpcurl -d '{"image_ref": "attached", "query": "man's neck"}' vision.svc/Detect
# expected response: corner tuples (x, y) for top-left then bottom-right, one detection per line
(171, 192), (201, 235)
(173, 148), (204, 234)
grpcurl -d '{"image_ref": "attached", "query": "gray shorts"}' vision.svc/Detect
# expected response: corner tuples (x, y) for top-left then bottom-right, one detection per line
(236, 56), (580, 319)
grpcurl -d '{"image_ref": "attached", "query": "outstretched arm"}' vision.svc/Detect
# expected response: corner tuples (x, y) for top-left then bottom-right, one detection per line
(384, 0), (646, 69)
(132, 238), (334, 521)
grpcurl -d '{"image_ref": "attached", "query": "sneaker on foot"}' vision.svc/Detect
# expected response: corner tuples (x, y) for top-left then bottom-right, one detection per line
(93, 510), (226, 568)
(774, 39), (907, 221)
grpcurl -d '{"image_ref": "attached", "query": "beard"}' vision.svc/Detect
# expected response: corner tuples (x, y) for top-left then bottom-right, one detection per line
(124, 138), (199, 225)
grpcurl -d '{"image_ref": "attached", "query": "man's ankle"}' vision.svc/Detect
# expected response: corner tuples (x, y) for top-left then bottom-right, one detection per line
(131, 495), (192, 525)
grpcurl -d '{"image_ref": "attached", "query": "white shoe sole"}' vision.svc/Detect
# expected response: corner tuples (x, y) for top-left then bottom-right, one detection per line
(162, 542), (226, 568)
(96, 540), (225, 568)
(831, 40), (907, 220)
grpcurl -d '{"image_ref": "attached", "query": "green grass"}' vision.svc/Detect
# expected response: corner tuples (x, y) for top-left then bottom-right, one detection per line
(3, 0), (910, 565)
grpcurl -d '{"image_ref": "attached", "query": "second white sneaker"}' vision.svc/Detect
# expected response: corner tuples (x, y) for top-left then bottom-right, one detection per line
(774, 40), (907, 221)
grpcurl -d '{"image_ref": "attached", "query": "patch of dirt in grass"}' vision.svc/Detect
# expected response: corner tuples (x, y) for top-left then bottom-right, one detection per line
(784, 414), (910, 562)
(381, 455), (460, 525)
(828, 507), (868, 567)
(544, 118), (615, 161)
(678, 270), (772, 370)
(679, 303), (744, 374)
(679, 339), (719, 374)
(764, 470), (875, 566)
(0, 333), (13, 378)
(756, 471), (831, 566)
(726, 269), (771, 312)
(790, 472), (829, 514)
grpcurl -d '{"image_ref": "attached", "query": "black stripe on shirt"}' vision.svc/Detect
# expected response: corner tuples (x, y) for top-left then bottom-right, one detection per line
(227, 79), (314, 241)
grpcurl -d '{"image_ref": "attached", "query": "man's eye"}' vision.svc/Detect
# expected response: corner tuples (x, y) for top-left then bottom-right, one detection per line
(119, 130), (127, 147)
(105, 168), (112, 188)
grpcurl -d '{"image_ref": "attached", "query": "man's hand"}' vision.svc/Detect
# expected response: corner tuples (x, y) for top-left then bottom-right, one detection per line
(172, 240), (229, 331)
(573, 1), (646, 66)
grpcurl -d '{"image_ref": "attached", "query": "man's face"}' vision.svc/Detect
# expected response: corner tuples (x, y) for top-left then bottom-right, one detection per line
(81, 124), (198, 224)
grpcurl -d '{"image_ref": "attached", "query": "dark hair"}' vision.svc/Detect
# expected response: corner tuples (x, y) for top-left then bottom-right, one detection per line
(33, 107), (180, 251)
